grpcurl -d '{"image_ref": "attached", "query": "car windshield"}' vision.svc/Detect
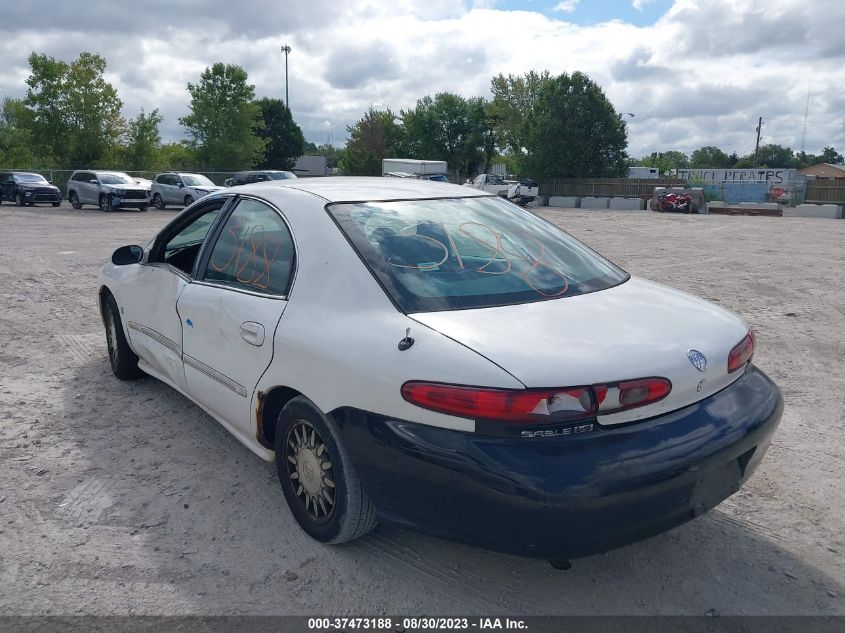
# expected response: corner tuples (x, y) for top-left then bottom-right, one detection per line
(99, 173), (134, 185)
(267, 172), (296, 180)
(15, 174), (49, 184)
(182, 175), (214, 187)
(328, 196), (629, 312)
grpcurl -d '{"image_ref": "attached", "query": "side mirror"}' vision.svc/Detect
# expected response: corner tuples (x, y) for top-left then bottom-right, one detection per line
(177, 182), (184, 188)
(112, 245), (144, 266)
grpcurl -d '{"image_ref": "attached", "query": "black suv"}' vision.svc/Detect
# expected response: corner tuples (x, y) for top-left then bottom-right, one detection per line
(223, 170), (297, 187)
(0, 172), (62, 207)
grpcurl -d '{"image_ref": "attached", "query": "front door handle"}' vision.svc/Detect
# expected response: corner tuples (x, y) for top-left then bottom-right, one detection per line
(239, 321), (265, 346)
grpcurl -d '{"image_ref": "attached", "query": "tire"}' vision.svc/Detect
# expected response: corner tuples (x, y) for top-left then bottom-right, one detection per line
(138, 204), (148, 212)
(17, 193), (25, 206)
(102, 294), (143, 380)
(69, 191), (82, 209)
(153, 193), (165, 210)
(52, 201), (61, 208)
(183, 194), (194, 207)
(99, 194), (114, 212)
(275, 396), (377, 544)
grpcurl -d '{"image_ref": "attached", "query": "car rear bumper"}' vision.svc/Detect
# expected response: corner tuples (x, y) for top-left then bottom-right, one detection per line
(334, 365), (783, 559)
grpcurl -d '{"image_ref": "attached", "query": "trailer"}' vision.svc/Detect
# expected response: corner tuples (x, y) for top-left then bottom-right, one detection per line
(382, 159), (448, 181)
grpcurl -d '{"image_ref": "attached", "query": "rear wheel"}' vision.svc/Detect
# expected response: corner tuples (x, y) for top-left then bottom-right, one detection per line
(69, 191), (82, 209)
(275, 396), (377, 544)
(153, 193), (165, 209)
(102, 294), (143, 380)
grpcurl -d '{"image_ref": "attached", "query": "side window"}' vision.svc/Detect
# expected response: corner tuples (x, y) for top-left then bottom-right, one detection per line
(204, 199), (295, 296)
(155, 174), (166, 184)
(157, 202), (226, 274)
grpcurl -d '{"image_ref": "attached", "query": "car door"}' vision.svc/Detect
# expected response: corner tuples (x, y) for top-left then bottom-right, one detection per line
(177, 196), (296, 440)
(79, 172), (98, 204)
(0, 173), (11, 201)
(120, 197), (230, 391)
(168, 175), (184, 203)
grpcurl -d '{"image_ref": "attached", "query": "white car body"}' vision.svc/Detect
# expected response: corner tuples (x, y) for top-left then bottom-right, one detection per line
(97, 177), (782, 559)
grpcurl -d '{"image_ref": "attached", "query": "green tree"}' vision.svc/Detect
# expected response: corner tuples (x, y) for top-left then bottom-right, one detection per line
(125, 108), (163, 170)
(0, 98), (35, 167)
(737, 143), (795, 168)
(179, 63), (266, 170)
(24, 51), (123, 166)
(523, 71), (628, 178)
(820, 146), (844, 164)
(155, 142), (195, 171)
(304, 143), (346, 169)
(488, 70), (551, 172)
(340, 108), (401, 176)
(254, 97), (305, 170)
(690, 145), (732, 168)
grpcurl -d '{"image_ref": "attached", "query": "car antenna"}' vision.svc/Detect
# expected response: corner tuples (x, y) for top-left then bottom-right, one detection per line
(398, 327), (415, 351)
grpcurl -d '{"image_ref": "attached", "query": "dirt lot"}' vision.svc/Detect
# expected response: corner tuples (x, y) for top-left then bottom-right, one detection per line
(1, 202), (844, 616)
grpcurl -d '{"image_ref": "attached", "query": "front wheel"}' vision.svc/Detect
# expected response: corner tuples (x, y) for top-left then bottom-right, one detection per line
(275, 396), (377, 544)
(183, 194), (194, 207)
(102, 294), (144, 380)
(52, 201), (61, 208)
(99, 194), (114, 212)
(17, 193), (26, 206)
(138, 204), (148, 212)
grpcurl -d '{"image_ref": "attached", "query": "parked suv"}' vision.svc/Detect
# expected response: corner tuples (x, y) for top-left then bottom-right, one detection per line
(0, 171), (61, 207)
(150, 173), (225, 209)
(223, 170), (297, 187)
(67, 170), (149, 211)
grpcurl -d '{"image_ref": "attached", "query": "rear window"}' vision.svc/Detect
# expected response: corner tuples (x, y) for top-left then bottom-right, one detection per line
(327, 196), (628, 312)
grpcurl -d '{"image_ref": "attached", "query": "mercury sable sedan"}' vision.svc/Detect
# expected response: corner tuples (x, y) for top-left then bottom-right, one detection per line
(98, 178), (783, 562)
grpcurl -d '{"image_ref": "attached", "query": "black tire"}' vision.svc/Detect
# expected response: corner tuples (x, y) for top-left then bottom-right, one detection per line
(17, 193), (25, 206)
(102, 294), (143, 380)
(275, 396), (377, 544)
(52, 201), (61, 208)
(138, 204), (148, 212)
(69, 191), (82, 209)
(183, 194), (194, 207)
(153, 193), (165, 210)
(99, 194), (114, 212)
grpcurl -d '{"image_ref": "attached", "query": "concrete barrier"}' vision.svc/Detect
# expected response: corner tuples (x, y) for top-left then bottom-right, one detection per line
(548, 196), (580, 208)
(739, 202), (782, 210)
(783, 204), (843, 219)
(580, 197), (610, 209)
(608, 197), (644, 211)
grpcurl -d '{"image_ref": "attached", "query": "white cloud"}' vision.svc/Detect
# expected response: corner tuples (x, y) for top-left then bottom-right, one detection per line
(0, 0), (842, 159)
(553, 0), (580, 13)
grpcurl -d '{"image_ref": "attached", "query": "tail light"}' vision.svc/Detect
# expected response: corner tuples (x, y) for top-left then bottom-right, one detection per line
(728, 329), (755, 373)
(401, 377), (672, 423)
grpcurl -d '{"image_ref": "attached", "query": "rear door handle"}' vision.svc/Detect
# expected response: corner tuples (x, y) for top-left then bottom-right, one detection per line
(239, 321), (265, 346)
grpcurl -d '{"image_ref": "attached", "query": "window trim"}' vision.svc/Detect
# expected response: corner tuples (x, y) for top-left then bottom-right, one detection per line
(192, 194), (299, 300)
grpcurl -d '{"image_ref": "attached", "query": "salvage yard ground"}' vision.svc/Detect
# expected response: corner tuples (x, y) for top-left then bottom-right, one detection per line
(1, 203), (843, 615)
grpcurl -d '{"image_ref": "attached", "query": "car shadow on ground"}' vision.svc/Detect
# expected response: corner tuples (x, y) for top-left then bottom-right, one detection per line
(50, 355), (844, 616)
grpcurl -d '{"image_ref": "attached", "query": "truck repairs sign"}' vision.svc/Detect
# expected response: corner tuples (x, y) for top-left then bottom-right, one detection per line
(676, 169), (799, 184)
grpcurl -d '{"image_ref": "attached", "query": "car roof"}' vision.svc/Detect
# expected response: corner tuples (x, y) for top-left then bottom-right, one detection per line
(240, 176), (487, 203)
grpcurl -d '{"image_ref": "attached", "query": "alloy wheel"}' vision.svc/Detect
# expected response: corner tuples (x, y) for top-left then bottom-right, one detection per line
(284, 419), (336, 522)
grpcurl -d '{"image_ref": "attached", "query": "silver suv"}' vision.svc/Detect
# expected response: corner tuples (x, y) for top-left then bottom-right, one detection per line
(67, 170), (149, 211)
(150, 172), (224, 209)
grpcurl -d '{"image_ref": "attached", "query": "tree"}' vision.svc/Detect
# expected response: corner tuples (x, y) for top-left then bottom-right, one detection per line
(340, 108), (401, 176)
(820, 146), (844, 164)
(0, 98), (35, 168)
(522, 71), (628, 178)
(739, 143), (794, 168)
(179, 63), (266, 170)
(24, 51), (123, 166)
(125, 108), (163, 170)
(254, 97), (305, 170)
(155, 142), (195, 171)
(690, 146), (732, 168)
(488, 70), (551, 172)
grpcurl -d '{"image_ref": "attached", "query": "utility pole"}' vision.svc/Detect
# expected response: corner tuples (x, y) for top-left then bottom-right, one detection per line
(280, 44), (292, 108)
(754, 116), (762, 164)
(801, 83), (810, 154)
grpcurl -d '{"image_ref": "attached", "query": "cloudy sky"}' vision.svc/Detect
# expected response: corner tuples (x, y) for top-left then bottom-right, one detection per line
(1, 0), (843, 158)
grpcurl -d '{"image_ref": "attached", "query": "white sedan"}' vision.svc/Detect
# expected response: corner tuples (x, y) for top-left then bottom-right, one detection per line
(98, 178), (783, 563)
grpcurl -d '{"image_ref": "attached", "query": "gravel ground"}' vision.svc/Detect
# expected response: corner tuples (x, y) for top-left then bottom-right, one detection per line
(1, 202), (843, 616)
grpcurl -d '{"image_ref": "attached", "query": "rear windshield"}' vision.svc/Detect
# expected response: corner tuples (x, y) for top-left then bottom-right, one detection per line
(327, 196), (628, 312)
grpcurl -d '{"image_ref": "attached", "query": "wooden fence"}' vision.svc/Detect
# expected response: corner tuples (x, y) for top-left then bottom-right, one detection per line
(805, 179), (845, 204)
(537, 178), (687, 199)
